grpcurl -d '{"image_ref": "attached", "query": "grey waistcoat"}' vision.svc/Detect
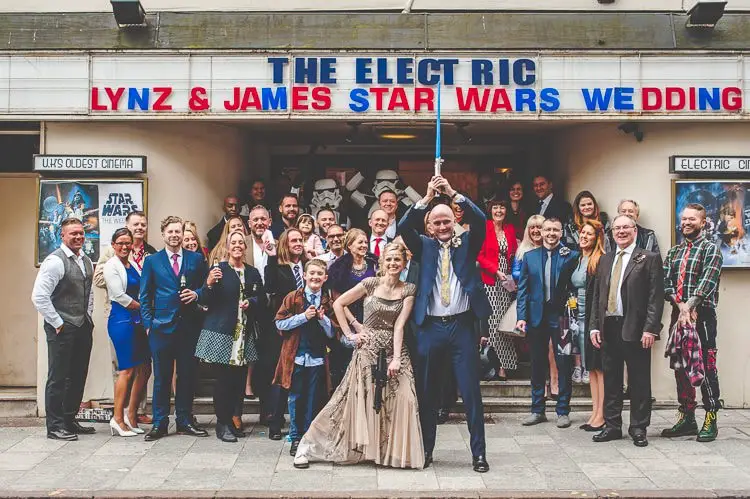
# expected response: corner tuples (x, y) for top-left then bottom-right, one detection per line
(50, 247), (93, 327)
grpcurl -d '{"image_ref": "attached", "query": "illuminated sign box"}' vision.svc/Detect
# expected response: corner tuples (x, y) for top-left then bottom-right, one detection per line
(670, 156), (750, 175)
(33, 155), (147, 174)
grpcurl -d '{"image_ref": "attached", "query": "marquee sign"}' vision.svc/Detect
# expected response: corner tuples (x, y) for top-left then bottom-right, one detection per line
(33, 155), (146, 173)
(2, 54), (750, 119)
(670, 156), (750, 175)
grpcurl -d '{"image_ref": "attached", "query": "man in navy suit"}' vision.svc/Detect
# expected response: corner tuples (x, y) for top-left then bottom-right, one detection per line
(399, 176), (491, 473)
(140, 216), (209, 441)
(516, 218), (579, 428)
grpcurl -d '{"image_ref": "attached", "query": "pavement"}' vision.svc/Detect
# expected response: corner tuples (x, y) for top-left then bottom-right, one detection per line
(0, 410), (749, 498)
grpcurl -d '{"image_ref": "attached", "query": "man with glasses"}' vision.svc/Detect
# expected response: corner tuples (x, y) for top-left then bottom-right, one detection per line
(516, 218), (579, 429)
(589, 215), (664, 447)
(319, 225), (345, 267)
(607, 199), (660, 256)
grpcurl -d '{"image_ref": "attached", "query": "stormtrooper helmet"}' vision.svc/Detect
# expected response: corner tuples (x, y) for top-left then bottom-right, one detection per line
(372, 169), (403, 199)
(309, 178), (343, 217)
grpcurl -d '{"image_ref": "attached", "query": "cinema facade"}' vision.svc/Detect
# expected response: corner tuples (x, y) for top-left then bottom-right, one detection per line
(1, 6), (750, 414)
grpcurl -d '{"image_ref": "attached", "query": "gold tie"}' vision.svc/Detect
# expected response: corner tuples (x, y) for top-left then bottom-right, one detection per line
(607, 250), (625, 315)
(440, 241), (451, 307)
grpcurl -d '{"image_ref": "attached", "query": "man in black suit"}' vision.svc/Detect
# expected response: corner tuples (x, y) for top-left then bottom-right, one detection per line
(207, 195), (248, 250)
(532, 174), (572, 224)
(271, 194), (301, 239)
(589, 214), (664, 447)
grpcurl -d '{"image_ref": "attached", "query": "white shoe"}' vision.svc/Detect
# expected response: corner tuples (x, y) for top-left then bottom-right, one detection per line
(109, 419), (137, 437)
(293, 454), (309, 469)
(572, 366), (582, 384)
(124, 414), (145, 434)
(582, 370), (590, 384)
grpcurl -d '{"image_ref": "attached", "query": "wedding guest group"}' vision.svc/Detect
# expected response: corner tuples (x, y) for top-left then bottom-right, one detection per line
(33, 169), (723, 468)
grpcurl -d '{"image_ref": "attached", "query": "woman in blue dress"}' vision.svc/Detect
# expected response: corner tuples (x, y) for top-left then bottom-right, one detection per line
(103, 228), (151, 437)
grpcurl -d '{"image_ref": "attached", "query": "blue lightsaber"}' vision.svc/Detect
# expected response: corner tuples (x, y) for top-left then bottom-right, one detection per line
(434, 81), (444, 177)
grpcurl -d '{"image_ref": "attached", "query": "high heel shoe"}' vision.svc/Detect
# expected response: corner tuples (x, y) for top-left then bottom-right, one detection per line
(110, 419), (137, 437)
(124, 415), (145, 434)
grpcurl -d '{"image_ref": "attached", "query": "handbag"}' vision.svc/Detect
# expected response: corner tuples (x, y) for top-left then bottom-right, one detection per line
(557, 297), (578, 356)
(499, 300), (524, 338)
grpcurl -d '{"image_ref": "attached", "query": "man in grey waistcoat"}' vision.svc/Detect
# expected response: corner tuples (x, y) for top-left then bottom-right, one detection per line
(32, 218), (95, 441)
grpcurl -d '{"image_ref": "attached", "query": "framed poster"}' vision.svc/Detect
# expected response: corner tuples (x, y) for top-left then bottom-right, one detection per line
(36, 178), (147, 266)
(673, 179), (750, 268)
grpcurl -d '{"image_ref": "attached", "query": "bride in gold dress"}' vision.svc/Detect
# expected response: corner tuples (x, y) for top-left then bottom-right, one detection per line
(293, 242), (424, 469)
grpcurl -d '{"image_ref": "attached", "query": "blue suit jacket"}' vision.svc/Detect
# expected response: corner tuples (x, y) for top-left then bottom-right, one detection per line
(516, 245), (579, 329)
(139, 249), (208, 336)
(398, 196), (491, 326)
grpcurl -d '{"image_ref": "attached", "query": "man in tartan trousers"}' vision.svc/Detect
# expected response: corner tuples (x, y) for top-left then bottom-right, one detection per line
(662, 203), (723, 442)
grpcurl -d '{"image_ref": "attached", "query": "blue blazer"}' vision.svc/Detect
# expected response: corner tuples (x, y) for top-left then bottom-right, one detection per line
(139, 249), (208, 335)
(516, 245), (579, 329)
(398, 196), (491, 326)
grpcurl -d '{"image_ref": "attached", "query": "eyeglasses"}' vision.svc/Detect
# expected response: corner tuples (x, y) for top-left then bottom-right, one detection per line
(328, 234), (344, 239)
(612, 225), (635, 232)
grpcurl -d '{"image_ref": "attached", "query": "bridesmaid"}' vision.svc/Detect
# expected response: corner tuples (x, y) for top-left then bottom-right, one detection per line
(103, 228), (151, 437)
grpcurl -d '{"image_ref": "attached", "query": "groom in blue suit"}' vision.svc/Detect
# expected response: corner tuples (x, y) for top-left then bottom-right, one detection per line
(140, 216), (209, 440)
(399, 176), (491, 473)
(516, 217), (579, 428)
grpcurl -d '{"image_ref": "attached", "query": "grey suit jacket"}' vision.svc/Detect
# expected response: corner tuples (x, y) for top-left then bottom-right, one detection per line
(589, 247), (665, 341)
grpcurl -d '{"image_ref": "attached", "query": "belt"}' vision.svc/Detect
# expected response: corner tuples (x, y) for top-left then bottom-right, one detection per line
(426, 311), (471, 323)
(605, 315), (624, 323)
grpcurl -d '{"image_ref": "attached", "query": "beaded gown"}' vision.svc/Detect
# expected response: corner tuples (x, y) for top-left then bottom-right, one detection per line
(296, 277), (424, 469)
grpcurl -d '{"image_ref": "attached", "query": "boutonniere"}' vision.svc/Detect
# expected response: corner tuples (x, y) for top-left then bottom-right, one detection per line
(451, 232), (462, 248)
(559, 246), (571, 257)
(633, 254), (646, 264)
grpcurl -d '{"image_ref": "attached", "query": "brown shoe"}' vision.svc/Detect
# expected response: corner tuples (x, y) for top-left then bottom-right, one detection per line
(137, 414), (153, 425)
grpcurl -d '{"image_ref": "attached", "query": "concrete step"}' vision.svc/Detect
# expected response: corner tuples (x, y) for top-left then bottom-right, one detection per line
(480, 380), (592, 398)
(0, 387), (37, 418)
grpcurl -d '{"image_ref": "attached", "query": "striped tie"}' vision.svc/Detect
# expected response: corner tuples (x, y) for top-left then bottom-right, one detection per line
(292, 264), (303, 290)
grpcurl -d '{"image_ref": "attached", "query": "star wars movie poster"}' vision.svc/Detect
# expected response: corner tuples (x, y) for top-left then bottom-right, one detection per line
(674, 180), (750, 268)
(37, 179), (145, 265)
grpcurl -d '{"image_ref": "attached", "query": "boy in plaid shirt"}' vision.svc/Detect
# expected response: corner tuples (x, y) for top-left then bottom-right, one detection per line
(662, 203), (723, 442)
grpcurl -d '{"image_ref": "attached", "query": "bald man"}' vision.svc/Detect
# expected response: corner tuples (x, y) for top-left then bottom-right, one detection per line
(207, 195), (248, 250)
(368, 209), (391, 257)
(398, 176), (492, 473)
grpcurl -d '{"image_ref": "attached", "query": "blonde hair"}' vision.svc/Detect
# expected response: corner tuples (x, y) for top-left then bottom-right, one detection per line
(304, 258), (328, 274)
(183, 220), (205, 254)
(376, 242), (408, 277)
(209, 215), (247, 263)
(344, 228), (367, 253)
(516, 215), (546, 259)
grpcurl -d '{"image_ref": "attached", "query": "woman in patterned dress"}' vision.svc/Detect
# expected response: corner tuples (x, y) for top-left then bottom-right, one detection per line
(195, 231), (265, 443)
(477, 199), (519, 379)
(293, 242), (424, 469)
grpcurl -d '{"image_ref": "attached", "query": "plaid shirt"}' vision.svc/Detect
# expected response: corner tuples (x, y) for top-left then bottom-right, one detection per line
(664, 322), (705, 388)
(663, 234), (723, 308)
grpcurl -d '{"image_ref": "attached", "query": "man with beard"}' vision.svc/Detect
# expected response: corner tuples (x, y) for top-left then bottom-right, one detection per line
(246, 205), (275, 280)
(240, 178), (271, 216)
(319, 224), (345, 267)
(532, 174), (573, 224)
(662, 203), (723, 443)
(207, 195), (248, 250)
(316, 209), (337, 250)
(271, 194), (300, 239)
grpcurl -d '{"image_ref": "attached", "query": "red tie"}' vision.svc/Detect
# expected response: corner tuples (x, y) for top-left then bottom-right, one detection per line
(171, 253), (180, 276)
(675, 241), (693, 303)
(374, 237), (382, 257)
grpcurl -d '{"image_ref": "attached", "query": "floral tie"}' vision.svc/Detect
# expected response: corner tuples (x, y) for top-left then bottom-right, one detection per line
(440, 241), (451, 307)
(675, 241), (693, 303)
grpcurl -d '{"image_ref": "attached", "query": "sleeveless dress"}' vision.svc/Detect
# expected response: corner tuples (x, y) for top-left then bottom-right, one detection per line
(484, 231), (518, 370)
(108, 265), (150, 370)
(570, 256), (602, 372)
(296, 277), (425, 469)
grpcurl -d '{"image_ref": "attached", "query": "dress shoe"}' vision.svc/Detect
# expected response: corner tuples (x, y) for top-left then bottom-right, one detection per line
(423, 453), (433, 469)
(215, 423), (237, 443)
(124, 414), (145, 435)
(65, 420), (95, 435)
(268, 427), (283, 440)
(144, 425), (168, 441)
(472, 455), (490, 473)
(437, 408), (450, 425)
(629, 430), (648, 447)
(137, 414), (153, 425)
(522, 413), (547, 426)
(176, 423), (209, 437)
(581, 423), (605, 432)
(593, 428), (623, 443)
(556, 415), (571, 428)
(290, 439), (300, 456)
(47, 429), (77, 441)
(109, 418), (137, 437)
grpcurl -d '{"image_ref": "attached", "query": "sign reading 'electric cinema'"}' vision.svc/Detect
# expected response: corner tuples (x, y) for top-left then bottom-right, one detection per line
(3, 54), (750, 118)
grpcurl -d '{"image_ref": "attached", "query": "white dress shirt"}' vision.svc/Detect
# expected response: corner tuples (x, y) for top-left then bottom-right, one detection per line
(319, 250), (343, 268)
(165, 248), (183, 273)
(429, 244), (470, 317)
(538, 193), (554, 216)
(385, 219), (397, 239)
(608, 241), (636, 316)
(31, 244), (94, 329)
(251, 237), (271, 284)
(369, 233), (387, 255)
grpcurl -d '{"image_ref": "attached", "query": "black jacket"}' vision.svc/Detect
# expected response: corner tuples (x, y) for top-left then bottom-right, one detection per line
(264, 256), (301, 314)
(535, 194), (573, 224)
(200, 262), (265, 336)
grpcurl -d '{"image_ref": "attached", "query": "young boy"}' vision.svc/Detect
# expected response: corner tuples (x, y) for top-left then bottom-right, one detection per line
(273, 259), (337, 458)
